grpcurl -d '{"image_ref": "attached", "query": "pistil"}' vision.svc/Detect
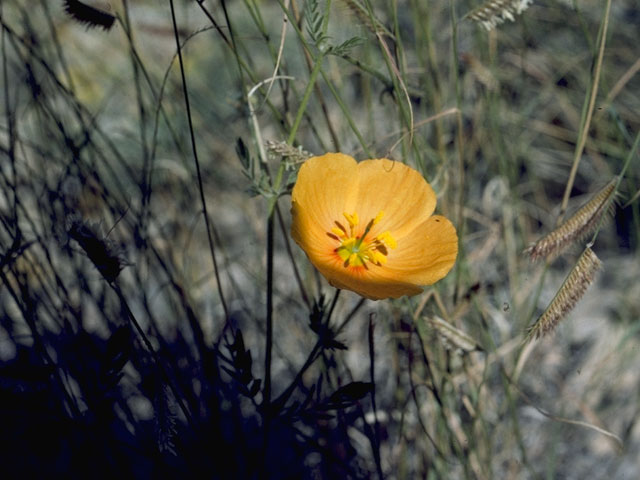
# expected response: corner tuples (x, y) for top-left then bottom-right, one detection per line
(327, 211), (397, 268)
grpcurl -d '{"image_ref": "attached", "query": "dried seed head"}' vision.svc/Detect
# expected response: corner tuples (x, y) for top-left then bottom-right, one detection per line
(426, 316), (481, 355)
(465, 0), (534, 31)
(153, 385), (177, 456)
(67, 219), (125, 283)
(265, 140), (312, 169)
(63, 0), (116, 31)
(525, 178), (616, 262)
(526, 247), (602, 342)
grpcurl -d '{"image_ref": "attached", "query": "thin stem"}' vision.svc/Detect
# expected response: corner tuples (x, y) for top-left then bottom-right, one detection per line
(1, 2), (17, 223)
(264, 210), (275, 408)
(320, 68), (372, 157)
(335, 297), (367, 334)
(195, 1), (290, 133)
(113, 284), (194, 426)
(558, 0), (612, 221)
(219, 0), (249, 102)
(287, 53), (324, 147)
(262, 207), (275, 478)
(168, 0), (229, 320)
(276, 205), (311, 308)
(588, 129), (640, 245)
(449, 2), (466, 303)
(326, 288), (342, 322)
(367, 316), (384, 479)
(39, 0), (75, 93)
(271, 289), (342, 409)
(297, 30), (341, 149)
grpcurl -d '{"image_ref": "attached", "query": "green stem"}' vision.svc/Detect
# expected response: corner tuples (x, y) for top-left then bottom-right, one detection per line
(320, 68), (373, 157)
(287, 54), (325, 147)
(267, 50), (326, 214)
(558, 0), (612, 221)
(449, 1), (466, 303)
(269, 51), (324, 213)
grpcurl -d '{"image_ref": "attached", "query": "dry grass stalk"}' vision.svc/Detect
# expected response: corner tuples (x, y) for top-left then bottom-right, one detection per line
(525, 178), (616, 262)
(426, 316), (481, 354)
(461, 53), (499, 91)
(466, 0), (534, 31)
(526, 247), (602, 342)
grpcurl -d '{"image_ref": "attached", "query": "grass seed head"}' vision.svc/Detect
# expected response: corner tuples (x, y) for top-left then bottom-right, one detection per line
(526, 247), (602, 342)
(63, 0), (116, 30)
(427, 316), (481, 354)
(466, 0), (535, 31)
(525, 178), (617, 262)
(67, 219), (126, 283)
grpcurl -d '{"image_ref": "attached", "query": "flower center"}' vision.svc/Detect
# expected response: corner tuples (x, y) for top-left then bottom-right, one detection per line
(327, 211), (397, 269)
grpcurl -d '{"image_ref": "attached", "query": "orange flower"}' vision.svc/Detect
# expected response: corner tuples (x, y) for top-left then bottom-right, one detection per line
(291, 153), (458, 300)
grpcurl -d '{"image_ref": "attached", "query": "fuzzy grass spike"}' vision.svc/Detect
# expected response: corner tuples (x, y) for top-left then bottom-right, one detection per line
(526, 247), (602, 341)
(526, 178), (616, 262)
(466, 0), (535, 31)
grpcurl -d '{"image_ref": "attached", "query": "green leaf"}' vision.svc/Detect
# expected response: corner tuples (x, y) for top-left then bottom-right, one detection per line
(329, 36), (364, 57)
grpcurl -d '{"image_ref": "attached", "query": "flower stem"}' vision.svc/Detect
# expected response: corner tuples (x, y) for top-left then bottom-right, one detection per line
(326, 288), (342, 324)
(262, 205), (275, 475)
(271, 289), (342, 410)
(264, 209), (275, 410)
(287, 53), (324, 147)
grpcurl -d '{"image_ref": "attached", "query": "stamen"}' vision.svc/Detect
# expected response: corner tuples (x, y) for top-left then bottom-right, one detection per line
(330, 210), (396, 269)
(343, 212), (359, 229)
(331, 226), (346, 237)
(377, 231), (397, 249)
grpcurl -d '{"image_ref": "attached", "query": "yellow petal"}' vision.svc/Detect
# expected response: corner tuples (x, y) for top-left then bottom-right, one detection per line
(377, 215), (458, 285)
(291, 153), (358, 259)
(291, 153), (358, 214)
(352, 159), (437, 239)
(320, 215), (457, 299)
(291, 154), (457, 300)
(314, 259), (424, 299)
